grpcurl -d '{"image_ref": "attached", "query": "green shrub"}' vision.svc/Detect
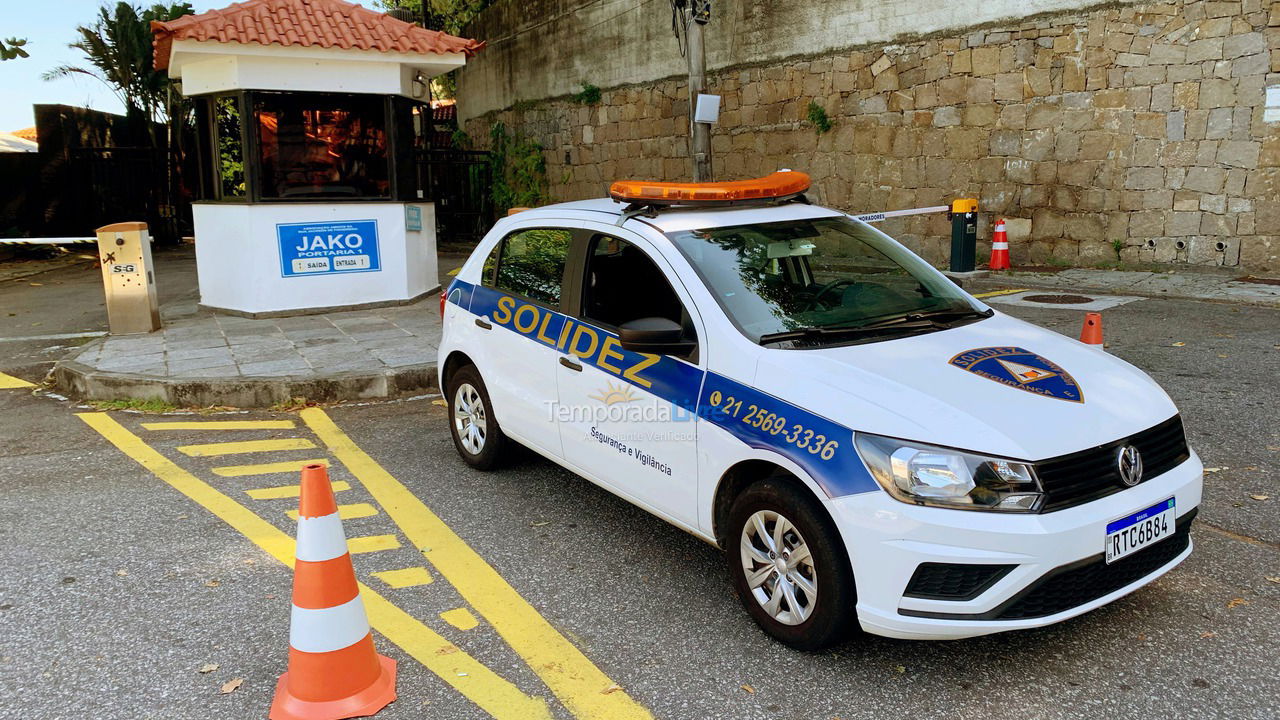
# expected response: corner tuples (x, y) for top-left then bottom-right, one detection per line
(806, 100), (832, 134)
(571, 82), (602, 105)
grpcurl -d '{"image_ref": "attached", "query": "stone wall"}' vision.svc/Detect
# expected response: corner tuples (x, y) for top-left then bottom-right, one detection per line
(461, 0), (1280, 271)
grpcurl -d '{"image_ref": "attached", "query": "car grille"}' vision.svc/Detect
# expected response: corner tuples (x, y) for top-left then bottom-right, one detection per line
(898, 509), (1197, 622)
(995, 508), (1196, 620)
(1035, 415), (1190, 512)
(904, 563), (1015, 601)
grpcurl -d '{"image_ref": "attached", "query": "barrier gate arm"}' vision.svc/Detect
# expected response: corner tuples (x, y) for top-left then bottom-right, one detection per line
(848, 205), (950, 223)
(849, 199), (980, 273)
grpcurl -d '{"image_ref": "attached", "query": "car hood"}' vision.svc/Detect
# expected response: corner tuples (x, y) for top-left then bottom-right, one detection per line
(750, 312), (1177, 461)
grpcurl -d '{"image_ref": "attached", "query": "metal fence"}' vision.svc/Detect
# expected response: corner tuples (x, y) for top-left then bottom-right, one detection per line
(416, 149), (493, 246)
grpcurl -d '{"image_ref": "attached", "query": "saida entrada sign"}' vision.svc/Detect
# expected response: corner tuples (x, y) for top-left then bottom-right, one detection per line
(278, 219), (382, 278)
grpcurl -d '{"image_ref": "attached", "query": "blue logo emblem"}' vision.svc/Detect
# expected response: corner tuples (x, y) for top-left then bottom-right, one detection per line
(949, 347), (1083, 403)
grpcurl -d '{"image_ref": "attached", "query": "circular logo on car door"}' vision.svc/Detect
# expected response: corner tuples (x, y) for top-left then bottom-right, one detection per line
(1117, 445), (1144, 487)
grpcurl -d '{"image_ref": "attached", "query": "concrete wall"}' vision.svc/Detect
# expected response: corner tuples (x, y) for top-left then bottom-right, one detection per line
(459, 0), (1280, 271)
(459, 0), (1116, 122)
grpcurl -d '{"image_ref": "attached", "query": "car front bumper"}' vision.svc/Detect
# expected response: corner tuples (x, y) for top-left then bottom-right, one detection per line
(828, 451), (1203, 640)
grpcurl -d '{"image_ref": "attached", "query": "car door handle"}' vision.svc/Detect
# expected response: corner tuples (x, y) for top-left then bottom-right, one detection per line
(475, 317), (492, 330)
(559, 357), (582, 372)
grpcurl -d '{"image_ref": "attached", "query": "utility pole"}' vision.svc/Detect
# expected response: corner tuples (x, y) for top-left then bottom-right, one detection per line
(680, 1), (713, 182)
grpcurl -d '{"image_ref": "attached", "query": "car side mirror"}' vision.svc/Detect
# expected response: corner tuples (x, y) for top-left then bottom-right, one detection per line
(618, 317), (696, 356)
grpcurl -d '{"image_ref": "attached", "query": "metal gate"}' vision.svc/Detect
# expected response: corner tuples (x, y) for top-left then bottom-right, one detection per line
(417, 149), (493, 246)
(67, 147), (189, 242)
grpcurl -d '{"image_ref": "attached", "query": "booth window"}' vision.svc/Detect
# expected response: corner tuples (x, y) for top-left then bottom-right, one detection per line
(254, 93), (390, 200)
(213, 96), (246, 199)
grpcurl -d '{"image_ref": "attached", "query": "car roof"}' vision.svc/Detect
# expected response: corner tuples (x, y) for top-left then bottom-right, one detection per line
(519, 197), (847, 234)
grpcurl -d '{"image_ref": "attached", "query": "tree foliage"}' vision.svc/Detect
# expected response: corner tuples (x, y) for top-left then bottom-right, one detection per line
(488, 122), (549, 213)
(1, 38), (29, 61)
(376, 0), (494, 98)
(42, 3), (194, 143)
(376, 0), (494, 35)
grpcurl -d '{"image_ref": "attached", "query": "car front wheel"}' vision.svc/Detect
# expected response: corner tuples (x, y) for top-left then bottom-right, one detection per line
(726, 478), (857, 650)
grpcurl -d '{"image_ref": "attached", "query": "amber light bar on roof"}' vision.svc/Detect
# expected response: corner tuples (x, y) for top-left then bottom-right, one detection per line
(609, 170), (811, 205)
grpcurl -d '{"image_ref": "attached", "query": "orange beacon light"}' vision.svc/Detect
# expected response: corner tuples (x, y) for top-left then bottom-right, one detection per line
(609, 170), (811, 205)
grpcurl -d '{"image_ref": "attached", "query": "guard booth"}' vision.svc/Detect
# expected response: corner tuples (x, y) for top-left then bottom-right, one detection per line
(152, 0), (481, 316)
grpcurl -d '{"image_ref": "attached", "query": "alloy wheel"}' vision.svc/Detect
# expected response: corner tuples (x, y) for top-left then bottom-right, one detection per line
(739, 510), (818, 625)
(453, 382), (487, 455)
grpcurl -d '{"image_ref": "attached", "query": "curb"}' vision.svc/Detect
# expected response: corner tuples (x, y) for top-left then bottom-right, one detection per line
(965, 275), (1280, 309)
(52, 356), (438, 408)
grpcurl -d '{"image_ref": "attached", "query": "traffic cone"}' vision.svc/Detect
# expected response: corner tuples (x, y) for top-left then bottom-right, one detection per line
(270, 464), (396, 720)
(989, 218), (1010, 270)
(1079, 312), (1104, 347)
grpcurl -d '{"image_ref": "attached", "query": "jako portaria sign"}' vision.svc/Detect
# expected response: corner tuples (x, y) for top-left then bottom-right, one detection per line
(277, 220), (382, 277)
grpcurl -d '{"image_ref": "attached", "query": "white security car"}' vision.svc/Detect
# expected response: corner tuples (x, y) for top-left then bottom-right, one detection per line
(438, 171), (1201, 648)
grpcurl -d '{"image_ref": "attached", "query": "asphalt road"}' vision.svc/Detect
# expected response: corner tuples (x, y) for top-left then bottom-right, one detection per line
(0, 292), (1277, 720)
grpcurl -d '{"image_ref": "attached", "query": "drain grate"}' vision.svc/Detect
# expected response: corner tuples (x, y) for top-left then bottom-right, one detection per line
(1021, 294), (1095, 304)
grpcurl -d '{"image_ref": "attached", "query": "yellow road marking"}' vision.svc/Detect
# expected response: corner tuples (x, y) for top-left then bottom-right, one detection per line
(374, 567), (434, 588)
(246, 480), (351, 500)
(349, 535), (403, 554)
(178, 438), (316, 457)
(447, 267), (461, 276)
(212, 458), (329, 477)
(0, 372), (35, 389)
(143, 420), (297, 431)
(441, 608), (480, 631)
(302, 407), (653, 720)
(286, 502), (377, 521)
(973, 287), (1029, 298)
(78, 413), (552, 720)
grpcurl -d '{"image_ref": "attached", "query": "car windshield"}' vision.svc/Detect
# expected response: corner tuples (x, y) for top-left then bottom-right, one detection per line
(665, 215), (984, 344)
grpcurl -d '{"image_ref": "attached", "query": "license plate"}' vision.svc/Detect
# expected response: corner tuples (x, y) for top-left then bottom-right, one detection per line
(1105, 497), (1176, 564)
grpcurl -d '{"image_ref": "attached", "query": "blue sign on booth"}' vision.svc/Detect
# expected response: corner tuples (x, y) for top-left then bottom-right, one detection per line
(277, 219), (381, 278)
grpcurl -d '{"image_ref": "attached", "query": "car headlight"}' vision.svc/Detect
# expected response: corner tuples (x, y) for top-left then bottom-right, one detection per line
(854, 433), (1043, 512)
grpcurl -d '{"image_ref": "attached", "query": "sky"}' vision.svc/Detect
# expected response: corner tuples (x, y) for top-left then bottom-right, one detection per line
(0, 0), (380, 132)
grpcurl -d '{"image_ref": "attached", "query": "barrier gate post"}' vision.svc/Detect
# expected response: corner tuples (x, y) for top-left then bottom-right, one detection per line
(94, 222), (161, 335)
(948, 198), (979, 273)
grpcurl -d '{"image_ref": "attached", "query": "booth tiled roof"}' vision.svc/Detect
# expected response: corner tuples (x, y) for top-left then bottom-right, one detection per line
(151, 0), (483, 70)
(12, 127), (38, 141)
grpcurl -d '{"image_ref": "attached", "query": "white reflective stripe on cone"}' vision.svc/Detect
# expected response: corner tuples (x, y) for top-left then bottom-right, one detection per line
(295, 512), (349, 562)
(289, 594), (372, 653)
(993, 242), (1009, 248)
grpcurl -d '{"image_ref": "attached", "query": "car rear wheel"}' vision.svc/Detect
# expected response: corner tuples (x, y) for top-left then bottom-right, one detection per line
(726, 478), (856, 650)
(446, 365), (507, 470)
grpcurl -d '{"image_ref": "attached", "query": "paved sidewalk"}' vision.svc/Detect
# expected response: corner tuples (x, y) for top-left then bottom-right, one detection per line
(970, 268), (1280, 307)
(33, 245), (466, 408)
(55, 304), (442, 407)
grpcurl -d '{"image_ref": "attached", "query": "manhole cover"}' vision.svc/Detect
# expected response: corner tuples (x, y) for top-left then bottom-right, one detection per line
(1021, 294), (1095, 304)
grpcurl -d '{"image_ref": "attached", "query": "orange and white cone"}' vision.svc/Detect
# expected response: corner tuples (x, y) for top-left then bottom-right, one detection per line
(270, 464), (396, 720)
(989, 218), (1010, 270)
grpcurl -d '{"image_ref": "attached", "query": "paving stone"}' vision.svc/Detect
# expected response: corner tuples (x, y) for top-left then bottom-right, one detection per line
(165, 338), (230, 352)
(175, 366), (244, 378)
(97, 353), (165, 370)
(166, 346), (234, 362)
(347, 330), (413, 342)
(168, 357), (238, 374)
(237, 360), (312, 376)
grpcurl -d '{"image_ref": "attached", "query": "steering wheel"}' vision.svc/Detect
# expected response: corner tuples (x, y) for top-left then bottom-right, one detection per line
(803, 278), (859, 311)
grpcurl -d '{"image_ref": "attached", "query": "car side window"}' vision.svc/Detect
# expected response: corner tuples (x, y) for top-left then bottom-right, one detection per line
(480, 242), (501, 286)
(494, 228), (572, 305)
(581, 234), (697, 345)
